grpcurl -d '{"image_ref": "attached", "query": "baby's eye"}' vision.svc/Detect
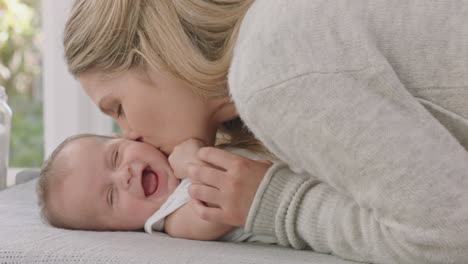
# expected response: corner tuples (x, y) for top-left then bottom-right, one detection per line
(107, 186), (114, 207)
(110, 187), (114, 206)
(113, 148), (119, 168)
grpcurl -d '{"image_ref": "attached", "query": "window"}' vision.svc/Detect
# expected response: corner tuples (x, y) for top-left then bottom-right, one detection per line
(42, 0), (112, 158)
(1, 0), (113, 170)
(0, 0), (43, 167)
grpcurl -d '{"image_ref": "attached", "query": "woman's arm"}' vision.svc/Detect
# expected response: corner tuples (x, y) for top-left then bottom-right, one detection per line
(250, 69), (468, 262)
(188, 0), (468, 262)
(164, 200), (234, 241)
(188, 67), (468, 263)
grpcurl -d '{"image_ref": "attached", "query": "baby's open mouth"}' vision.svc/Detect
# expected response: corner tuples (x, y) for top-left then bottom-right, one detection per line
(142, 167), (158, 197)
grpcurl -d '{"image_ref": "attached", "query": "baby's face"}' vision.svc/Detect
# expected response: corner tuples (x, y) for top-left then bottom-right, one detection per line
(54, 136), (180, 230)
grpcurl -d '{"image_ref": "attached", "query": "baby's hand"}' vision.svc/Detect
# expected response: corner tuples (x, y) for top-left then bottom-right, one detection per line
(168, 138), (206, 179)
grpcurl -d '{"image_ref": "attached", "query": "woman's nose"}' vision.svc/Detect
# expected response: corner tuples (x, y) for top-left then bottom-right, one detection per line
(119, 121), (142, 141)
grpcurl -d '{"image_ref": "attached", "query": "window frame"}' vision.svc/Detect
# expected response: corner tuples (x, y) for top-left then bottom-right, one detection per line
(42, 0), (112, 157)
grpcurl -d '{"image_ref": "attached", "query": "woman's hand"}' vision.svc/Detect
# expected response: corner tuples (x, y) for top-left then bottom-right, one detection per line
(187, 147), (272, 227)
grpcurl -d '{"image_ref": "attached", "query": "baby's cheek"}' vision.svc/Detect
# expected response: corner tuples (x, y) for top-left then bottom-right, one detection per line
(119, 197), (155, 227)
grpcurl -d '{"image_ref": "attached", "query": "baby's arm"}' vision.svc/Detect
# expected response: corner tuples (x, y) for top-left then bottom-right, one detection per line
(164, 200), (234, 240)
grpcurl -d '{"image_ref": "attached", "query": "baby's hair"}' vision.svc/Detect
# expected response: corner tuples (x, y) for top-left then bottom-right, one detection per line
(63, 0), (271, 156)
(36, 133), (111, 229)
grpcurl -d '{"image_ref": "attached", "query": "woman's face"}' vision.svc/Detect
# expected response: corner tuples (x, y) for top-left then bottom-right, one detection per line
(79, 69), (236, 155)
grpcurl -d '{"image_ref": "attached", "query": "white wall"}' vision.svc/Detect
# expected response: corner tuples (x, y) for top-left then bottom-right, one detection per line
(42, 0), (113, 157)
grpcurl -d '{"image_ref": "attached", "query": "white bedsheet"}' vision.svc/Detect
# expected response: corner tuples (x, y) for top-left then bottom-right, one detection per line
(0, 178), (360, 264)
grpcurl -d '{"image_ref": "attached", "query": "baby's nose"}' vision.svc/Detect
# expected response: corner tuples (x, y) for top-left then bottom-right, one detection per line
(120, 167), (134, 189)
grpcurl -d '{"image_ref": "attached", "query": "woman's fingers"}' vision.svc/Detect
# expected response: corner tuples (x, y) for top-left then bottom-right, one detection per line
(189, 183), (221, 206)
(197, 147), (244, 170)
(191, 199), (225, 224)
(188, 155), (273, 227)
(187, 163), (223, 188)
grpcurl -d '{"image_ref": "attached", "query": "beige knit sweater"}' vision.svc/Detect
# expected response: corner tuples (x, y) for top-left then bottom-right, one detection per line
(228, 1), (468, 263)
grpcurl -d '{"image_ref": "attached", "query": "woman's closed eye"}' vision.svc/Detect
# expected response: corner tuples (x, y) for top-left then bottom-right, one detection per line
(116, 104), (124, 118)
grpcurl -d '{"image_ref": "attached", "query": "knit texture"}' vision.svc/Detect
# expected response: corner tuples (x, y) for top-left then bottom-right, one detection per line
(0, 179), (359, 264)
(229, 0), (468, 263)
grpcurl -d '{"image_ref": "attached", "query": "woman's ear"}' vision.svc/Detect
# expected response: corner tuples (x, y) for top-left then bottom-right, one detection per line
(218, 96), (239, 122)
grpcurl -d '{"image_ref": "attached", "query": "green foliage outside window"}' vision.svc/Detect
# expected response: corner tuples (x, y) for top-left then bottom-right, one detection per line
(0, 0), (43, 167)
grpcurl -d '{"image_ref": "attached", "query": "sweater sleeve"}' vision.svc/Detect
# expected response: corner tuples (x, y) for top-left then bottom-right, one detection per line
(238, 65), (468, 264)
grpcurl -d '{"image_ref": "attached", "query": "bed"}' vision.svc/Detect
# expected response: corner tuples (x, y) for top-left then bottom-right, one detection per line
(0, 171), (360, 264)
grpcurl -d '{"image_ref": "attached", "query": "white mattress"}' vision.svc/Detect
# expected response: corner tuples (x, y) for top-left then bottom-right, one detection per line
(0, 178), (359, 264)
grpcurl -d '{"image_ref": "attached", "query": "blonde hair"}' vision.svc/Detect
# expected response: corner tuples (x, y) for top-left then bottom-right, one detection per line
(37, 134), (111, 229)
(63, 0), (271, 155)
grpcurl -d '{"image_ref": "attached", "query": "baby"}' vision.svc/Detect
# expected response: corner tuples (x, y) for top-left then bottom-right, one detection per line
(37, 133), (275, 243)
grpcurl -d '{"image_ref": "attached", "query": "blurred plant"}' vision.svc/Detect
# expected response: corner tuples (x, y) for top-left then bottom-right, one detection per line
(0, 0), (43, 167)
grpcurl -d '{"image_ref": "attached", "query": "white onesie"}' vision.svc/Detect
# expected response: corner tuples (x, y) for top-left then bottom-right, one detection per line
(144, 178), (276, 243)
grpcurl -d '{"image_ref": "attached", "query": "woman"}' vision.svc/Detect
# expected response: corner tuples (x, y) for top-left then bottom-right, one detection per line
(63, 0), (468, 263)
